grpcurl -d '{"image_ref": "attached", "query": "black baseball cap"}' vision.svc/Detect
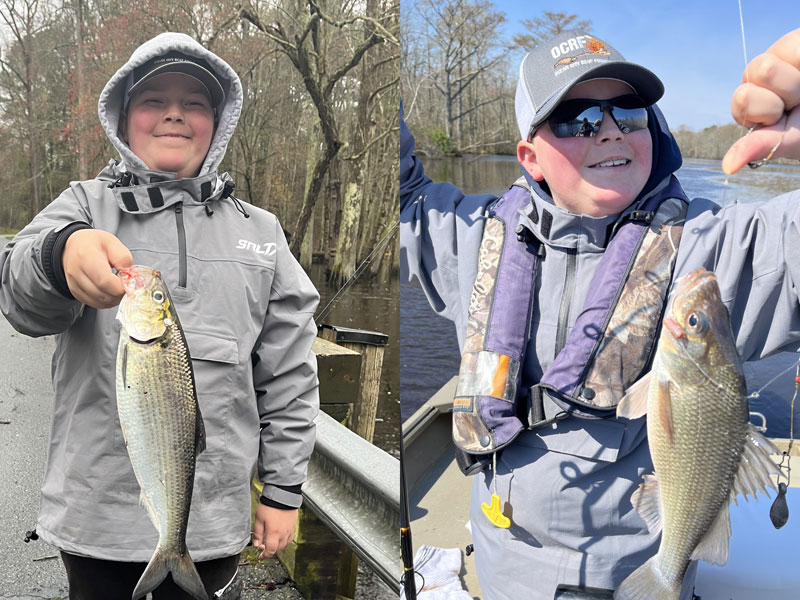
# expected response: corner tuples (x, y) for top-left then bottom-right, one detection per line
(515, 30), (664, 139)
(125, 51), (225, 108)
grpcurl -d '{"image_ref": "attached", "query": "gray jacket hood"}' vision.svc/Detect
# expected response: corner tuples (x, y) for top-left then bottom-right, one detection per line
(98, 32), (242, 179)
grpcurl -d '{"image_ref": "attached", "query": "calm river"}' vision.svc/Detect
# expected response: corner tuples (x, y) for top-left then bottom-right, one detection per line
(400, 156), (800, 438)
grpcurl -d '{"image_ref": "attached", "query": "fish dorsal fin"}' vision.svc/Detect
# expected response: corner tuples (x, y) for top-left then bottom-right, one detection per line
(691, 502), (731, 565)
(732, 424), (781, 502)
(617, 372), (652, 419)
(631, 473), (663, 536)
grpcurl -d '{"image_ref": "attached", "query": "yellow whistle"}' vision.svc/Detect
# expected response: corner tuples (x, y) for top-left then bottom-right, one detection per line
(481, 493), (510, 528)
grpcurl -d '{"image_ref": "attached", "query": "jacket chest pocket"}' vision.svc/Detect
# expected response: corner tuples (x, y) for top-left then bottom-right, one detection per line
(184, 328), (239, 451)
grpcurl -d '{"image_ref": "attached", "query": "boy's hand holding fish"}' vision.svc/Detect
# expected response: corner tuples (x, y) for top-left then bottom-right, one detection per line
(723, 27), (800, 173)
(63, 228), (133, 308)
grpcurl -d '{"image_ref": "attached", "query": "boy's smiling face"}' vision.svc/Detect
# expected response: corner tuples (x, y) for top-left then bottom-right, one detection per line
(121, 72), (215, 179)
(518, 79), (653, 217)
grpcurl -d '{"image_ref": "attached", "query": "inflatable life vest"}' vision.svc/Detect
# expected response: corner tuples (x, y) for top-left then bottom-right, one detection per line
(453, 176), (688, 455)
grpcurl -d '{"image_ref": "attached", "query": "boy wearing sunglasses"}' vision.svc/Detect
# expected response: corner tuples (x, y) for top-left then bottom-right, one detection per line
(401, 28), (800, 599)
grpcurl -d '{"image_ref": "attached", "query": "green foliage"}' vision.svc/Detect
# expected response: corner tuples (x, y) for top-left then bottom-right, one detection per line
(672, 123), (743, 160)
(427, 127), (453, 155)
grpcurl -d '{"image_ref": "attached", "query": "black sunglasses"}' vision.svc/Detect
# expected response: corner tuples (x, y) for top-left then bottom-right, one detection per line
(544, 95), (650, 139)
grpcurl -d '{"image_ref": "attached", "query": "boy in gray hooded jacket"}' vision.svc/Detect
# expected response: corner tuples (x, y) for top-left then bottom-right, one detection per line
(401, 28), (800, 600)
(0, 32), (319, 599)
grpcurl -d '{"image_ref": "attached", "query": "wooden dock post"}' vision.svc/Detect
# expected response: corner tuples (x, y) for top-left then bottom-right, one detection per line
(318, 324), (389, 598)
(318, 324), (388, 443)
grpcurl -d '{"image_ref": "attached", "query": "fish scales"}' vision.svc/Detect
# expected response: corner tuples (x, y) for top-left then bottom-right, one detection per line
(615, 268), (780, 600)
(116, 265), (207, 600)
(649, 347), (746, 584)
(117, 323), (197, 543)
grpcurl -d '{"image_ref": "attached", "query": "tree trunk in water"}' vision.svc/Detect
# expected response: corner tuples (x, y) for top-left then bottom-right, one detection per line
(290, 140), (340, 257)
(331, 180), (362, 286)
(298, 121), (320, 270)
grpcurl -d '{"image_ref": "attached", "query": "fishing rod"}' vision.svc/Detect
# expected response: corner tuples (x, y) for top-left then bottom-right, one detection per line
(315, 220), (399, 324)
(400, 438), (419, 599)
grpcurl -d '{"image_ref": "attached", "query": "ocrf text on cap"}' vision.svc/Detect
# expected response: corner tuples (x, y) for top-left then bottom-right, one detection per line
(551, 36), (589, 59)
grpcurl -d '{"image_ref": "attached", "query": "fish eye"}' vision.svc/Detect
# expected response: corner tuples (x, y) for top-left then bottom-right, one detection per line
(152, 290), (165, 303)
(687, 312), (706, 332)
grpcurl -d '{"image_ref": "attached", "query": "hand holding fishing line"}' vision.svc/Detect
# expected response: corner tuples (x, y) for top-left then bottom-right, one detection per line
(63, 229), (133, 308)
(722, 27), (800, 174)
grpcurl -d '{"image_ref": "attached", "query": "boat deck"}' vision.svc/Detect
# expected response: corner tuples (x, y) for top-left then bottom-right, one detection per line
(403, 377), (480, 598)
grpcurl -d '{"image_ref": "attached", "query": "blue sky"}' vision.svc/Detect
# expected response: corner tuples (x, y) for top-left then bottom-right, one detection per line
(436, 1), (799, 130)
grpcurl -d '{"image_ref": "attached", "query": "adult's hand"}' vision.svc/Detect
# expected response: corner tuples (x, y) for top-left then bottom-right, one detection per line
(62, 229), (133, 308)
(722, 28), (800, 174)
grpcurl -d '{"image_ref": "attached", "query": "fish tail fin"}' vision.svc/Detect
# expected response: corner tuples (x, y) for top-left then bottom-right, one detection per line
(132, 546), (169, 600)
(169, 548), (208, 600)
(132, 546), (207, 600)
(614, 557), (680, 600)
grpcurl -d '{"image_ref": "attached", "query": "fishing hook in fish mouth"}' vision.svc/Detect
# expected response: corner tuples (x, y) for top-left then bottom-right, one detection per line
(746, 113), (789, 169)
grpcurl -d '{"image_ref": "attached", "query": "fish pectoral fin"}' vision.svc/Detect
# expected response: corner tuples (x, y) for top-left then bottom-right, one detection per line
(690, 503), (731, 565)
(617, 372), (651, 419)
(631, 473), (663, 535)
(655, 377), (675, 444)
(195, 408), (207, 457)
(732, 424), (782, 502)
(121, 342), (128, 389)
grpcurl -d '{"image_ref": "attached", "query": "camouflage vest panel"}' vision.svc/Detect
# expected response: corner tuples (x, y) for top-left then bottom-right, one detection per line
(452, 177), (688, 454)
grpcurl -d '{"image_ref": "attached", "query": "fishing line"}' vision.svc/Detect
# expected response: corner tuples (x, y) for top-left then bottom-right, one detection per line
(734, 2), (798, 512)
(714, 0), (753, 260)
(747, 359), (800, 400)
(315, 220), (399, 324)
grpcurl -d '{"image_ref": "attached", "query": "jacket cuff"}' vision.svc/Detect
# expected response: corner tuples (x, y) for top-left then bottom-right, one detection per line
(260, 483), (303, 509)
(41, 222), (92, 299)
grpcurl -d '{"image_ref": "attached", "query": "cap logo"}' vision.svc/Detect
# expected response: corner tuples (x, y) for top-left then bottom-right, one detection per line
(551, 35), (611, 72)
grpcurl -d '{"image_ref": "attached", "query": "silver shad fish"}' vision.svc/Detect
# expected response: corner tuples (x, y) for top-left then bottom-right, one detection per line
(614, 268), (781, 600)
(116, 265), (207, 600)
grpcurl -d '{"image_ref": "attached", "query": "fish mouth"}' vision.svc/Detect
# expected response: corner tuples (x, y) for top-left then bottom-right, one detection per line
(128, 334), (162, 345)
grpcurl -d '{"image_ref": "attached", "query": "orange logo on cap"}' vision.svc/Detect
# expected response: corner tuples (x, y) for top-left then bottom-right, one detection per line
(583, 36), (609, 55)
(554, 35), (611, 68)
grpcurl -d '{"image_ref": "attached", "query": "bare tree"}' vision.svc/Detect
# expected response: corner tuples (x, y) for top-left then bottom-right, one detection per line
(240, 0), (398, 257)
(413, 0), (505, 151)
(511, 11), (591, 52)
(0, 0), (54, 216)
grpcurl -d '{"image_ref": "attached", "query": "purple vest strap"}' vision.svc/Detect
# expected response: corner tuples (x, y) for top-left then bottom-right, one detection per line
(485, 190), (537, 358)
(478, 188), (537, 448)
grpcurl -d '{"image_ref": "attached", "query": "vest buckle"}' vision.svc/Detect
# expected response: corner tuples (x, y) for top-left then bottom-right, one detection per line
(525, 386), (568, 429)
(628, 210), (654, 224)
